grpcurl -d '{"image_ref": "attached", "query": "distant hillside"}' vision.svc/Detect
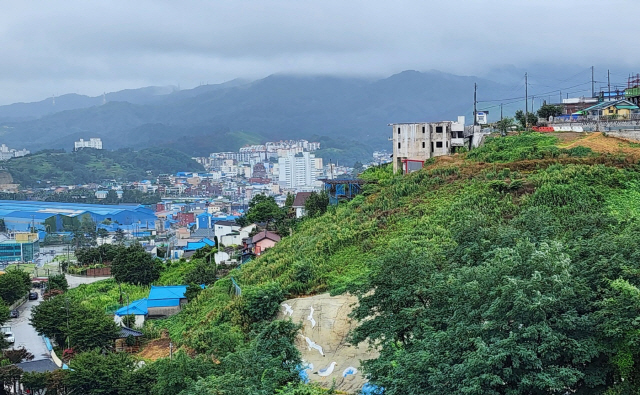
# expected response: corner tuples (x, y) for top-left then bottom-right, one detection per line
(5, 148), (204, 187)
(0, 71), (511, 165)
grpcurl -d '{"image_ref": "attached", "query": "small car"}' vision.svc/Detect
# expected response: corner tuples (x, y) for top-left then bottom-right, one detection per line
(28, 292), (38, 300)
(9, 310), (18, 319)
(3, 331), (14, 344)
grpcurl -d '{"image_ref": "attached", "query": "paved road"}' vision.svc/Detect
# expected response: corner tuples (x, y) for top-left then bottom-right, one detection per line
(9, 295), (50, 360)
(7, 275), (110, 360)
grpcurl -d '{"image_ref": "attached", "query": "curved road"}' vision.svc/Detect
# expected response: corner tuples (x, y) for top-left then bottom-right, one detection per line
(7, 275), (109, 361)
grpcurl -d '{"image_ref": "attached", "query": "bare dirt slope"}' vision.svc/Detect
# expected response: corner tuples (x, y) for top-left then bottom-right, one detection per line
(277, 293), (378, 393)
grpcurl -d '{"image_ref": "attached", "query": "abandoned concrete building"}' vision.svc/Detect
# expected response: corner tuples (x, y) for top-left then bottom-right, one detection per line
(391, 116), (470, 174)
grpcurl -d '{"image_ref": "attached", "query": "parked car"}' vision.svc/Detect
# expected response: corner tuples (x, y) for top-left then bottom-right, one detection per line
(9, 310), (18, 319)
(28, 292), (38, 300)
(1, 327), (13, 344)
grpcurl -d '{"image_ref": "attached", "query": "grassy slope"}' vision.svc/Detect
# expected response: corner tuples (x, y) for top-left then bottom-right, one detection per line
(159, 132), (640, 349)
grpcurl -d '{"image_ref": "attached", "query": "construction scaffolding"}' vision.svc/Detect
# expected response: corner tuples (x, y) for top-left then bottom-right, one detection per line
(321, 179), (375, 205)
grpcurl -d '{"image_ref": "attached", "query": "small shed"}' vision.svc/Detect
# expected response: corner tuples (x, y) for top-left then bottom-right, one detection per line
(115, 326), (144, 353)
(147, 285), (188, 317)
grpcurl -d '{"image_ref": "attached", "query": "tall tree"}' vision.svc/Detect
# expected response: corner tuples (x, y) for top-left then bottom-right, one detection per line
(0, 268), (31, 305)
(111, 244), (161, 286)
(245, 195), (285, 225)
(31, 296), (119, 351)
(537, 103), (563, 119)
(304, 191), (329, 218)
(349, 241), (605, 395)
(514, 110), (538, 129)
(66, 350), (135, 395)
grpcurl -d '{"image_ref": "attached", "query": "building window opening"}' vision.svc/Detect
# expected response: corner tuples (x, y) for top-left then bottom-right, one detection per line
(446, 142), (449, 148)
(398, 128), (401, 134)
(436, 141), (443, 148)
(431, 142), (434, 152)
(422, 126), (425, 133)
(398, 142), (401, 149)
(422, 142), (425, 148)
(436, 126), (443, 133)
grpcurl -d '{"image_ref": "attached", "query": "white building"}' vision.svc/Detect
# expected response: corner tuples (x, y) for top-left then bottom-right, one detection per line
(391, 116), (468, 174)
(278, 151), (319, 189)
(74, 138), (103, 151)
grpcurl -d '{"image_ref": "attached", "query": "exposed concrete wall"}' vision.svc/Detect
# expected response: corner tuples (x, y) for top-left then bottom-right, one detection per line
(277, 293), (378, 394)
(604, 130), (640, 142)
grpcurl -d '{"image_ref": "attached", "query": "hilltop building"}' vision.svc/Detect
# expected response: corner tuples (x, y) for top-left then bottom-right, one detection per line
(74, 138), (103, 151)
(391, 116), (468, 174)
(0, 144), (30, 161)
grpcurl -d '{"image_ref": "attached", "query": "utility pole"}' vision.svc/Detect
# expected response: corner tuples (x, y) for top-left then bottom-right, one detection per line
(473, 83), (478, 125)
(591, 66), (595, 97)
(500, 103), (503, 120)
(607, 69), (611, 101)
(525, 73), (528, 128)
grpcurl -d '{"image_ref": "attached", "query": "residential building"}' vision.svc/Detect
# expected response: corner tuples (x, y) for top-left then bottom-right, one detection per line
(578, 99), (640, 119)
(214, 221), (240, 239)
(146, 285), (189, 317)
(74, 138), (103, 151)
(292, 192), (312, 218)
(391, 116), (467, 174)
(278, 151), (318, 189)
(244, 230), (281, 256)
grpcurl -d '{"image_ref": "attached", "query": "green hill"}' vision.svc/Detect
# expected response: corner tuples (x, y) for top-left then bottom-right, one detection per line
(146, 132), (640, 394)
(58, 132), (640, 394)
(5, 147), (204, 187)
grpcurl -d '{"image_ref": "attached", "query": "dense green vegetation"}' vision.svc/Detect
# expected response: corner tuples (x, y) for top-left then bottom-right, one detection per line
(5, 147), (203, 187)
(14, 132), (640, 394)
(145, 133), (640, 394)
(0, 268), (31, 305)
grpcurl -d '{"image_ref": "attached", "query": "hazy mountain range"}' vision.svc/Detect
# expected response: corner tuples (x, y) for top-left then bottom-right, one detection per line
(0, 70), (517, 161)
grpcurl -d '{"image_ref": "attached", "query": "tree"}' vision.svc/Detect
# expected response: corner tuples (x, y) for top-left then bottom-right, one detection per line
(514, 110), (538, 129)
(184, 259), (217, 286)
(151, 351), (216, 395)
(66, 350), (135, 395)
(31, 296), (119, 351)
(284, 193), (294, 208)
(495, 117), (515, 137)
(352, 161), (365, 176)
(114, 228), (126, 243)
(97, 228), (109, 239)
(304, 191), (329, 218)
(111, 244), (161, 286)
(47, 274), (69, 293)
(349, 241), (604, 394)
(537, 103), (563, 119)
(21, 371), (48, 395)
(185, 284), (203, 302)
(245, 195), (285, 226)
(0, 268), (31, 305)
(104, 190), (119, 204)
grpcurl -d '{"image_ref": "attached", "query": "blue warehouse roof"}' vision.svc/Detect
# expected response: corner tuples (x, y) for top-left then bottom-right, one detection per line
(148, 285), (188, 308)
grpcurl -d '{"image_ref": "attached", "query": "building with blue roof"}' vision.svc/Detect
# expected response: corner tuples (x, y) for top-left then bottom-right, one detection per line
(0, 200), (157, 234)
(147, 285), (188, 317)
(114, 298), (148, 328)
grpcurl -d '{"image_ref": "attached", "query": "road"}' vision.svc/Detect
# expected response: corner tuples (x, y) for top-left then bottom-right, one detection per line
(6, 274), (109, 362)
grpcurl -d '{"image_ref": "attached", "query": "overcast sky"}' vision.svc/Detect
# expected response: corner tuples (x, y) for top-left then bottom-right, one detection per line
(1, 0), (639, 104)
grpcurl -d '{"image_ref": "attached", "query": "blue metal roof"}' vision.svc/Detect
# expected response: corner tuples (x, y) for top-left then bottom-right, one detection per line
(148, 285), (187, 300)
(114, 298), (148, 316)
